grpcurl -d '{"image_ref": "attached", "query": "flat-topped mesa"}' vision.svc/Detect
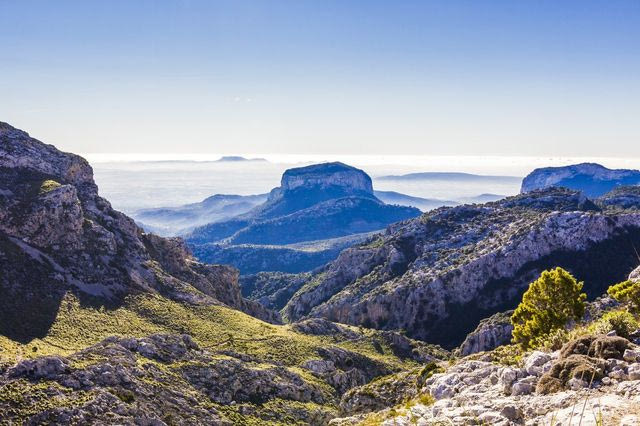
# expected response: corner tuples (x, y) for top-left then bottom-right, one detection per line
(279, 162), (374, 195)
(521, 162), (640, 197)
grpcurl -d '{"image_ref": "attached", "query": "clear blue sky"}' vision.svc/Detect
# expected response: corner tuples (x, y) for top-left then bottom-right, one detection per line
(1, 0), (638, 156)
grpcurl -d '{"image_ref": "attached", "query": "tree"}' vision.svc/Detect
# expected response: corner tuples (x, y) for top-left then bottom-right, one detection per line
(511, 267), (586, 349)
(607, 280), (640, 312)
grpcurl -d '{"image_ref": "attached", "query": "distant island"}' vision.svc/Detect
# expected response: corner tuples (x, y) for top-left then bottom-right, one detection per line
(378, 172), (522, 182)
(215, 156), (268, 163)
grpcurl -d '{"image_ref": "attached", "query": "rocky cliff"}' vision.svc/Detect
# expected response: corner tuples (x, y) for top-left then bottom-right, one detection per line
(521, 162), (640, 197)
(283, 187), (640, 348)
(279, 162), (373, 193)
(0, 121), (276, 340)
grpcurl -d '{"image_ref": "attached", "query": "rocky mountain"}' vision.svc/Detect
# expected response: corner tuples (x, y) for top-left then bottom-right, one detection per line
(0, 121), (451, 424)
(0, 121), (277, 336)
(521, 162), (640, 197)
(185, 162), (421, 273)
(283, 187), (640, 349)
(133, 193), (268, 236)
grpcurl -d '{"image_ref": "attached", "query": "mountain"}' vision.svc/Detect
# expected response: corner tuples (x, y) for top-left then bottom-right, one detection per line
(185, 162), (421, 273)
(282, 187), (640, 349)
(132, 193), (268, 236)
(373, 190), (457, 211)
(521, 162), (640, 197)
(0, 121), (448, 424)
(0, 121), (277, 336)
(378, 172), (522, 183)
(214, 156), (267, 162)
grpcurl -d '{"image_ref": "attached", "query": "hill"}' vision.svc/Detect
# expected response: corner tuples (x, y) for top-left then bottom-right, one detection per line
(521, 162), (640, 197)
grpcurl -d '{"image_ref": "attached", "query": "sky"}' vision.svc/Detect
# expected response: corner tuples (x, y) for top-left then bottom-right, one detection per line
(1, 0), (639, 157)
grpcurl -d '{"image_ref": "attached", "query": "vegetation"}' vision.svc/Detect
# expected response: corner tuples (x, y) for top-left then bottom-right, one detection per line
(511, 268), (586, 349)
(608, 280), (640, 312)
(39, 179), (61, 194)
(590, 310), (639, 339)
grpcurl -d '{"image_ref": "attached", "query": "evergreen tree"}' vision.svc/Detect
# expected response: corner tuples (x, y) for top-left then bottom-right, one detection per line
(511, 267), (586, 349)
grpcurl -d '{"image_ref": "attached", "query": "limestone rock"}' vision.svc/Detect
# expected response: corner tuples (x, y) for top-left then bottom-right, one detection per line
(457, 310), (514, 356)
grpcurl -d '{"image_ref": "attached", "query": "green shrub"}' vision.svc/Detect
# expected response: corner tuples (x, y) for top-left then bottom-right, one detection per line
(536, 327), (571, 351)
(511, 268), (586, 350)
(39, 179), (61, 194)
(607, 280), (640, 312)
(590, 310), (639, 339)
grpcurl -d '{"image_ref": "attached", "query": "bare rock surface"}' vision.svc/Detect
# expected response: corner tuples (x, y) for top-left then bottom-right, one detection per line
(331, 335), (640, 425)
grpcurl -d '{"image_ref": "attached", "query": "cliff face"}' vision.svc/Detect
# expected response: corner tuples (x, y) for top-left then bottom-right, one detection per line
(279, 162), (374, 194)
(521, 162), (640, 197)
(0, 121), (276, 342)
(283, 188), (640, 348)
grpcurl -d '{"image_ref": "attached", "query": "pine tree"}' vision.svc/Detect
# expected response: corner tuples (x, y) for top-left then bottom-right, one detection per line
(511, 267), (586, 349)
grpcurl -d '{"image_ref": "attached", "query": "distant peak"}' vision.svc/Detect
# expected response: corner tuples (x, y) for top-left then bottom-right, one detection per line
(215, 156), (267, 162)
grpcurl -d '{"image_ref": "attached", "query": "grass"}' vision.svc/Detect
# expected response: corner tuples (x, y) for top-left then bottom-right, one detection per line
(0, 291), (428, 424)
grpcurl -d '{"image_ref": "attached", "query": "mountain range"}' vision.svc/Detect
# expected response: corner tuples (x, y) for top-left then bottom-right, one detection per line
(3, 121), (640, 424)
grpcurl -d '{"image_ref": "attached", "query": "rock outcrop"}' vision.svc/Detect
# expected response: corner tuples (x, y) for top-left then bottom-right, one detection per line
(457, 311), (514, 356)
(0, 121), (276, 341)
(630, 265), (640, 283)
(521, 162), (640, 197)
(283, 188), (640, 348)
(332, 334), (640, 425)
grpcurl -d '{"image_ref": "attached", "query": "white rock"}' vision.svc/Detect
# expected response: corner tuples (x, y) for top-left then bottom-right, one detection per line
(511, 379), (534, 396)
(628, 363), (640, 380)
(524, 351), (552, 376)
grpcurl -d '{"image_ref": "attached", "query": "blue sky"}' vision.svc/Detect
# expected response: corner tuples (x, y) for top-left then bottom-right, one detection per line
(1, 1), (639, 156)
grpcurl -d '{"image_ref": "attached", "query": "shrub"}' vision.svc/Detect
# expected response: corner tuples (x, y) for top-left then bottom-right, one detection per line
(39, 179), (61, 194)
(511, 268), (586, 349)
(590, 310), (639, 339)
(607, 280), (640, 312)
